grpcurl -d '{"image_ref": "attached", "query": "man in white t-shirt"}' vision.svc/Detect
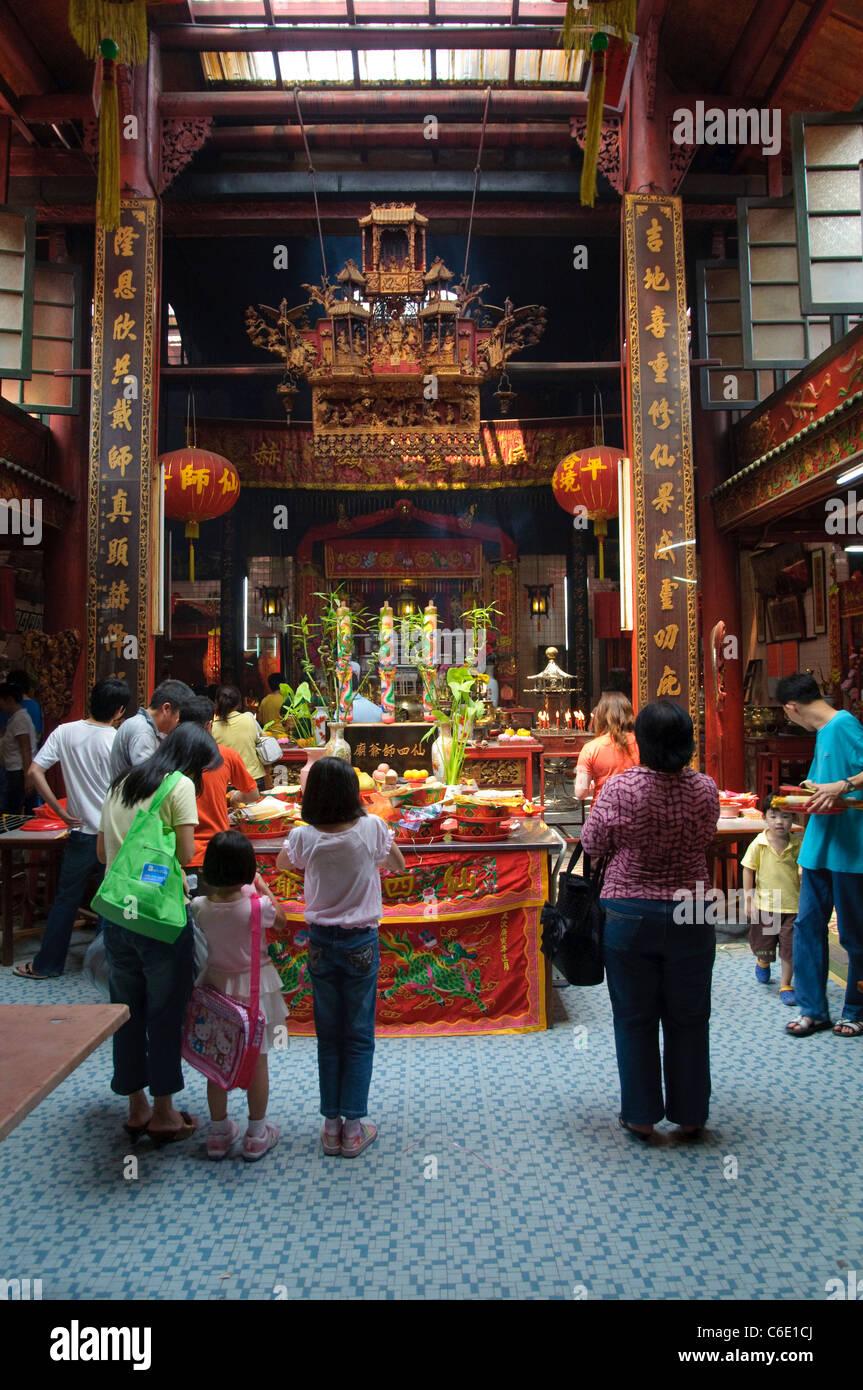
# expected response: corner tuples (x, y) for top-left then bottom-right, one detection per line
(0, 680), (38, 815)
(13, 678), (130, 980)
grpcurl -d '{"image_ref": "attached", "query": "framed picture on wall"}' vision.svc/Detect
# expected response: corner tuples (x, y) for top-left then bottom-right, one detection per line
(811, 548), (827, 635)
(768, 594), (805, 642)
(756, 594), (767, 644)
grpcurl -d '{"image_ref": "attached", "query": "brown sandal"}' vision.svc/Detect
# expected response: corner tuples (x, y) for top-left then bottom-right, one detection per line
(12, 962), (52, 979)
(146, 1111), (198, 1146)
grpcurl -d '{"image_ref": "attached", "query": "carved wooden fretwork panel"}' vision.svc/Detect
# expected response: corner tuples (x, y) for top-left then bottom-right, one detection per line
(570, 118), (623, 195)
(160, 118), (214, 192)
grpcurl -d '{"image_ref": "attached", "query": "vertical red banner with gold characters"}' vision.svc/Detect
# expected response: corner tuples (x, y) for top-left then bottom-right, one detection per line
(623, 194), (699, 760)
(87, 199), (158, 711)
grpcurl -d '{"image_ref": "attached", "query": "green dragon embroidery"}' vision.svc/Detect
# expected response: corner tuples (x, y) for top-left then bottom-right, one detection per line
(380, 932), (487, 1012)
(268, 942), (312, 1012)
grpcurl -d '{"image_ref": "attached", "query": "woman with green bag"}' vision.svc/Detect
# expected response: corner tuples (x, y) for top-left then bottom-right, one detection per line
(97, 724), (221, 1144)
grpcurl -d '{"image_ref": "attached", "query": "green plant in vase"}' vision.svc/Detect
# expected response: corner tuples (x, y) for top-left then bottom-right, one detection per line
(422, 666), (487, 786)
(288, 586), (387, 726)
(264, 681), (314, 746)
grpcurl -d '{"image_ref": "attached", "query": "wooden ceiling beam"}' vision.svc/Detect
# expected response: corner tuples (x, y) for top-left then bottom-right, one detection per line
(719, 0), (796, 99)
(764, 0), (841, 105)
(0, 0), (55, 98)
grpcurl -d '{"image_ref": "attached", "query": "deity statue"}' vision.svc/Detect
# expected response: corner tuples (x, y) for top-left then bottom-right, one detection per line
(388, 314), (405, 361)
(441, 332), (455, 364)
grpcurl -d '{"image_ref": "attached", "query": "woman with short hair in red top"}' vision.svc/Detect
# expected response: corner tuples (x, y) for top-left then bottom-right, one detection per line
(574, 690), (639, 800)
(580, 700), (720, 1146)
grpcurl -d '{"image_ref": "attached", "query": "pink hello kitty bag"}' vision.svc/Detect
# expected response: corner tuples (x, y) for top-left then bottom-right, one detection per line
(181, 894), (265, 1091)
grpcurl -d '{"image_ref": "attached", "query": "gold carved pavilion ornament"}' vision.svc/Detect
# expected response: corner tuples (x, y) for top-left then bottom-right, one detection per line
(245, 204), (546, 465)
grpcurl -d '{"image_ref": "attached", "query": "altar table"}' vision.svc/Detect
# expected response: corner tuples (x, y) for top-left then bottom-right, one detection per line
(253, 821), (565, 1037)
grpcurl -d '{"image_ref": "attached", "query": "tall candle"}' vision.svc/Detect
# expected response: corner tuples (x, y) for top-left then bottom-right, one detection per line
(380, 666), (395, 724)
(422, 600), (437, 667)
(336, 602), (352, 662)
(379, 602), (394, 665)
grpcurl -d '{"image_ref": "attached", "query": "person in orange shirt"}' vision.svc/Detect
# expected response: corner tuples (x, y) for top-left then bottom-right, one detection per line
(180, 697), (260, 872)
(575, 690), (639, 801)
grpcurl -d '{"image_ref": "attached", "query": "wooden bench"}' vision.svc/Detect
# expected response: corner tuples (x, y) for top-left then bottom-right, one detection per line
(0, 1003), (129, 1142)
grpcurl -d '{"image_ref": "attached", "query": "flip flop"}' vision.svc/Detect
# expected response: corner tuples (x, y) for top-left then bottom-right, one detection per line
(785, 1016), (832, 1037)
(146, 1111), (198, 1147)
(12, 962), (52, 980)
(832, 1019), (863, 1037)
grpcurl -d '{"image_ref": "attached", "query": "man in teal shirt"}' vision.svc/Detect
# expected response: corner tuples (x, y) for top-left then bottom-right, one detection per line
(777, 673), (863, 1038)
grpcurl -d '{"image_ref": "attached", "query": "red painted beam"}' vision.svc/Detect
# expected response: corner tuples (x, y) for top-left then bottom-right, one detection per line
(157, 23), (563, 50)
(210, 121), (577, 149)
(159, 88), (587, 119)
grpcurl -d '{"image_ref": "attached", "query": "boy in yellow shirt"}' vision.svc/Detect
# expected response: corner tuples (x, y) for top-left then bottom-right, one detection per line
(742, 794), (802, 1006)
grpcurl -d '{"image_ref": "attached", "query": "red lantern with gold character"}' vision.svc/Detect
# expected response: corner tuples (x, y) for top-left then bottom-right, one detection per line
(553, 445), (621, 578)
(161, 447), (240, 581)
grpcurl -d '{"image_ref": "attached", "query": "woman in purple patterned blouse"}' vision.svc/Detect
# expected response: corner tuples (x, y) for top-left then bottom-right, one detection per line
(580, 700), (720, 1145)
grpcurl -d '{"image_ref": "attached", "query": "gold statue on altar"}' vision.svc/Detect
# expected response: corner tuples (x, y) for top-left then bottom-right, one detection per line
(245, 204), (546, 453)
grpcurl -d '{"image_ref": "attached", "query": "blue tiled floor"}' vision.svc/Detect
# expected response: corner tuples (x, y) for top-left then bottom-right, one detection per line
(1, 937), (859, 1300)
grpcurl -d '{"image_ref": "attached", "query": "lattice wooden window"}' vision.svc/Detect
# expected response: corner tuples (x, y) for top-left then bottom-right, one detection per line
(737, 197), (832, 370)
(1, 264), (80, 415)
(0, 206), (35, 381)
(695, 259), (775, 411)
(792, 112), (863, 315)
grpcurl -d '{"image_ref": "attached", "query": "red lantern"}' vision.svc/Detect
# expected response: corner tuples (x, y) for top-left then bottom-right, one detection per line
(161, 447), (240, 581)
(553, 445), (621, 578)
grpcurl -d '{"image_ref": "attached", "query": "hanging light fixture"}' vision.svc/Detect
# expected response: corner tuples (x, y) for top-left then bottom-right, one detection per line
(395, 587), (419, 618)
(524, 556), (553, 627)
(526, 584), (553, 622)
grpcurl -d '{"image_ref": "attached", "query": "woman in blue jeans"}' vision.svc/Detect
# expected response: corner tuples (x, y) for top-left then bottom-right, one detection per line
(580, 701), (720, 1145)
(98, 724), (221, 1144)
(277, 758), (405, 1158)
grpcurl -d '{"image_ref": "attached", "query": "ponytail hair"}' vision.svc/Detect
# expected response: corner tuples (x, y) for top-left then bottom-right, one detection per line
(214, 684), (242, 722)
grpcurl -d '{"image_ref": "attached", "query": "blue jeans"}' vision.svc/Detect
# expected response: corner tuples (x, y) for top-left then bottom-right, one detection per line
(602, 898), (716, 1128)
(32, 832), (103, 977)
(794, 867), (863, 1024)
(102, 912), (195, 1098)
(307, 923), (379, 1121)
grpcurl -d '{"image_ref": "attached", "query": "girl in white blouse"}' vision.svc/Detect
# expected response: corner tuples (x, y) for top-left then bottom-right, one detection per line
(278, 757), (405, 1159)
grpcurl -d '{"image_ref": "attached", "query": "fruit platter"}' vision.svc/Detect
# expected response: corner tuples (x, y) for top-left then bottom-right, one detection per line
(374, 765), (447, 808)
(233, 795), (302, 838)
(496, 727), (534, 741)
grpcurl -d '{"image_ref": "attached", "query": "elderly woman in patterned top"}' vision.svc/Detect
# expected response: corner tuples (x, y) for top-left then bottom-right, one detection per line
(580, 700), (720, 1146)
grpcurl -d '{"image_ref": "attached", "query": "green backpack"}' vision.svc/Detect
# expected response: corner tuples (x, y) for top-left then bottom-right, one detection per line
(92, 770), (189, 943)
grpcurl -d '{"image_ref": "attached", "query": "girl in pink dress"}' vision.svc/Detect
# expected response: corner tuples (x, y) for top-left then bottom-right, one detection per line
(193, 831), (287, 1162)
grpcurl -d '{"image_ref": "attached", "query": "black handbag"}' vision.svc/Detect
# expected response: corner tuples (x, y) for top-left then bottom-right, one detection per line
(541, 842), (610, 986)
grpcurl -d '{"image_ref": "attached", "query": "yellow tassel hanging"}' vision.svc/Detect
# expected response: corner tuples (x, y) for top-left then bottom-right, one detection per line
(560, 0), (637, 53)
(580, 33), (608, 208)
(97, 54), (121, 231)
(69, 0), (149, 65)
